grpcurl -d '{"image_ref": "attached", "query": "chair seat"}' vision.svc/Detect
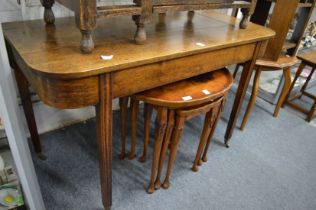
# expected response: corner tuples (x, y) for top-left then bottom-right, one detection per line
(256, 56), (299, 70)
(134, 68), (233, 109)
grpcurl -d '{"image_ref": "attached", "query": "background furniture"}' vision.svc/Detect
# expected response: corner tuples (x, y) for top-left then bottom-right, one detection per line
(233, 0), (308, 130)
(285, 51), (316, 122)
(40, 0), (256, 53)
(3, 12), (274, 210)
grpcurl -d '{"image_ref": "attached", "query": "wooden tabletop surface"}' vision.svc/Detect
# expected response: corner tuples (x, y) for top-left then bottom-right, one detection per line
(297, 50), (316, 64)
(2, 11), (274, 79)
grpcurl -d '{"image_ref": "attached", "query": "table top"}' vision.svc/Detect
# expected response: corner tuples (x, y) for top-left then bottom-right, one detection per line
(298, 50), (316, 65)
(3, 11), (274, 79)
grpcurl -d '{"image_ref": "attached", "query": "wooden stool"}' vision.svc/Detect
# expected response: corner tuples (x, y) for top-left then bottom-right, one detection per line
(234, 56), (299, 130)
(284, 52), (316, 122)
(119, 68), (233, 193)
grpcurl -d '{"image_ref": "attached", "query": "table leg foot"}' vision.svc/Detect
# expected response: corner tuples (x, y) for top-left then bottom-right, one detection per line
(37, 153), (47, 160)
(239, 8), (250, 29)
(41, 0), (55, 24)
(133, 15), (147, 44)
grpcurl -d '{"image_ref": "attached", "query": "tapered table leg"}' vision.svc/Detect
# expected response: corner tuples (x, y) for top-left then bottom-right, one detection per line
(224, 43), (262, 147)
(40, 0), (55, 24)
(13, 64), (45, 159)
(96, 74), (113, 210)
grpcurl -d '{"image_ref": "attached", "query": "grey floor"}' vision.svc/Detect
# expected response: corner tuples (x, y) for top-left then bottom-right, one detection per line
(32, 86), (316, 210)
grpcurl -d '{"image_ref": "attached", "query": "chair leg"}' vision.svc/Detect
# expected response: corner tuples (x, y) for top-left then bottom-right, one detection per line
(300, 67), (315, 95)
(192, 110), (213, 172)
(240, 68), (261, 131)
(274, 67), (291, 117)
(148, 107), (168, 194)
(284, 62), (305, 105)
(201, 101), (225, 163)
(162, 115), (185, 190)
(119, 97), (129, 160)
(154, 110), (175, 189)
(129, 98), (139, 160)
(233, 64), (241, 79)
(139, 103), (153, 163)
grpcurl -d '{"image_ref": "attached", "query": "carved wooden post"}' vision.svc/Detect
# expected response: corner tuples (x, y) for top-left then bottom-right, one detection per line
(40, 0), (55, 24)
(240, 0), (257, 29)
(75, 0), (97, 53)
(133, 0), (152, 44)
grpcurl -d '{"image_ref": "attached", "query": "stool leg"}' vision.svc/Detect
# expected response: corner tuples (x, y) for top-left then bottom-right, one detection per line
(274, 67), (291, 117)
(192, 110), (213, 172)
(300, 67), (315, 96)
(240, 68), (261, 131)
(129, 98), (139, 160)
(147, 107), (168, 194)
(119, 97), (129, 160)
(284, 62), (305, 105)
(162, 115), (185, 190)
(233, 64), (241, 79)
(155, 110), (175, 189)
(307, 101), (316, 122)
(139, 103), (153, 163)
(202, 100), (225, 163)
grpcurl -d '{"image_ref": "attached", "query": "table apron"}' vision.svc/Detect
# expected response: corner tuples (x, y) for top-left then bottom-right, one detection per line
(112, 43), (256, 98)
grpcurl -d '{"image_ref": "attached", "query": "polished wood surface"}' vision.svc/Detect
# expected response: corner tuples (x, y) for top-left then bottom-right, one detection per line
(134, 68), (233, 108)
(3, 12), (274, 210)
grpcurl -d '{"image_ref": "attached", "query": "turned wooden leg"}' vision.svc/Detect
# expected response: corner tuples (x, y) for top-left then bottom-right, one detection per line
(75, 0), (97, 53)
(202, 101), (225, 163)
(306, 101), (316, 122)
(284, 62), (305, 105)
(119, 97), (128, 160)
(148, 107), (167, 194)
(139, 103), (153, 163)
(129, 98), (139, 160)
(96, 74), (112, 210)
(154, 110), (175, 189)
(133, 15), (147, 44)
(187, 11), (195, 22)
(240, 68), (261, 131)
(162, 115), (185, 190)
(239, 8), (250, 29)
(274, 67), (291, 117)
(40, 0), (55, 24)
(225, 43), (262, 147)
(192, 111), (213, 172)
(13, 65), (45, 160)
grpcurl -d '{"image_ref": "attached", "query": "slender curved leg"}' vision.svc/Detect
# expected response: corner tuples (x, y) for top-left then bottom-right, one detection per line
(192, 111), (213, 172)
(119, 97), (129, 160)
(240, 68), (261, 131)
(13, 65), (45, 160)
(75, 0), (97, 53)
(40, 0), (55, 24)
(233, 64), (241, 79)
(240, 8), (250, 29)
(202, 101), (225, 163)
(139, 103), (153, 163)
(154, 110), (175, 189)
(274, 67), (292, 117)
(162, 115), (185, 189)
(148, 107), (167, 194)
(96, 74), (112, 210)
(284, 62), (305, 105)
(129, 98), (139, 160)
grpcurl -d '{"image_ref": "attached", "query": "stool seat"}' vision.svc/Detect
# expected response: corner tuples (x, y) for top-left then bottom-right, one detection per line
(134, 68), (233, 109)
(256, 56), (299, 70)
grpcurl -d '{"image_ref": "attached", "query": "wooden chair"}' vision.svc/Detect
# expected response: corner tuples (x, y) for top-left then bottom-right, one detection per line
(284, 51), (316, 122)
(119, 68), (233, 194)
(234, 56), (299, 130)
